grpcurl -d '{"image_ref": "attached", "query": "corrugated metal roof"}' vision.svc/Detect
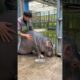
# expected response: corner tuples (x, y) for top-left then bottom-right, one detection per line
(28, 0), (57, 6)
(29, 1), (56, 12)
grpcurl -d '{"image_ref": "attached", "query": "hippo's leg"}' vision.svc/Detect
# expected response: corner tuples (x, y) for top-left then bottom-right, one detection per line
(35, 46), (44, 59)
(33, 38), (44, 59)
(38, 53), (44, 59)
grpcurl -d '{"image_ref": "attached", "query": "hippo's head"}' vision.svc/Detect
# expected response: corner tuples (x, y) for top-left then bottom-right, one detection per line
(45, 40), (53, 57)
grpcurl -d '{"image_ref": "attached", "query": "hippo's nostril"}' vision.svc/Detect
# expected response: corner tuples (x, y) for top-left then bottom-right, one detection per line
(46, 52), (53, 57)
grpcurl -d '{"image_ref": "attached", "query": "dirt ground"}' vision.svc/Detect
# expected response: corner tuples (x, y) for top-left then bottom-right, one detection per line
(18, 55), (62, 80)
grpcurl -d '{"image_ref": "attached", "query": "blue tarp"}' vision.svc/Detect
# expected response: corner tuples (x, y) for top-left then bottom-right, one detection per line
(24, 0), (29, 12)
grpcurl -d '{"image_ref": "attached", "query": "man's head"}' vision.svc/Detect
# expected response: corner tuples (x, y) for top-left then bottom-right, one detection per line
(23, 11), (32, 22)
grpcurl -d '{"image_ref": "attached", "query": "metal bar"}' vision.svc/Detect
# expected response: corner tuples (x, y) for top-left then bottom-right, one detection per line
(56, 0), (62, 56)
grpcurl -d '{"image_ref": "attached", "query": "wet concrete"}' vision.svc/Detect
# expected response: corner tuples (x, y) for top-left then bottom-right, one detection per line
(18, 55), (62, 80)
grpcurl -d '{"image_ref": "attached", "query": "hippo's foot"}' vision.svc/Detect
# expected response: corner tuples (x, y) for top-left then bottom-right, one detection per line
(46, 52), (54, 57)
(35, 54), (45, 63)
(38, 54), (44, 59)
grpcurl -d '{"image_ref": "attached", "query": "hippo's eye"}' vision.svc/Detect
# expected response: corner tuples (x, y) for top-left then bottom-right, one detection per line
(45, 40), (53, 49)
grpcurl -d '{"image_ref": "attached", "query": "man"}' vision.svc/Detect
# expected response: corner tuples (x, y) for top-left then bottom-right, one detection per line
(18, 11), (33, 54)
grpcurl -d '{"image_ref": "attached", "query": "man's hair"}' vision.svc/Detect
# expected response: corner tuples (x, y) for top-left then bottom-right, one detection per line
(23, 11), (32, 18)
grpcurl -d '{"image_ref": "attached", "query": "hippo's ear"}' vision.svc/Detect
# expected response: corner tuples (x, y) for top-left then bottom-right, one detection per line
(45, 41), (53, 48)
(49, 41), (53, 47)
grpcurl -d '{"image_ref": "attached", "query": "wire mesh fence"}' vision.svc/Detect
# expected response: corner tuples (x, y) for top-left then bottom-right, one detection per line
(32, 10), (57, 44)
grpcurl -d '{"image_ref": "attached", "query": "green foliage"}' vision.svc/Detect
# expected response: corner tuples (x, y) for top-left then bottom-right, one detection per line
(33, 22), (56, 29)
(42, 30), (56, 43)
(33, 13), (57, 29)
(49, 22), (56, 27)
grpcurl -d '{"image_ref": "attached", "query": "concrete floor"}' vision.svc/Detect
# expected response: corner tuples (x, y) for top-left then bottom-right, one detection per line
(18, 55), (62, 80)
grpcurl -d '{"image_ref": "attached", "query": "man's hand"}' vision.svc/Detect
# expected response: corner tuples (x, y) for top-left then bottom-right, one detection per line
(0, 22), (16, 42)
(26, 34), (32, 40)
(20, 33), (32, 40)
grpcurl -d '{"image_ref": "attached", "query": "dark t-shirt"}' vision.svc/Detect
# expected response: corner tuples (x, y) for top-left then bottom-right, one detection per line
(0, 10), (17, 80)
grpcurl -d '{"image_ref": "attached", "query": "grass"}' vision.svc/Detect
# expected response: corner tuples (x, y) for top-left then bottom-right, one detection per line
(33, 22), (56, 29)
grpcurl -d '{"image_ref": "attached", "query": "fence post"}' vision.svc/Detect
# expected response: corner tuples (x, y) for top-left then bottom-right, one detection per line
(18, 0), (24, 17)
(56, 0), (62, 56)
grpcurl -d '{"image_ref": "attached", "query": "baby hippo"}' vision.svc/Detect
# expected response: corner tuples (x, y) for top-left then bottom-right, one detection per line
(18, 31), (54, 58)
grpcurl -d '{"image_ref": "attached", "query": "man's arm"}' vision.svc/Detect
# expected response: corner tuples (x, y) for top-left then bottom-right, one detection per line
(18, 21), (32, 40)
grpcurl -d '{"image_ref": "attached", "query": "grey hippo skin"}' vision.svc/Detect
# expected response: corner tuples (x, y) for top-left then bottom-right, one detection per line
(18, 31), (54, 58)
